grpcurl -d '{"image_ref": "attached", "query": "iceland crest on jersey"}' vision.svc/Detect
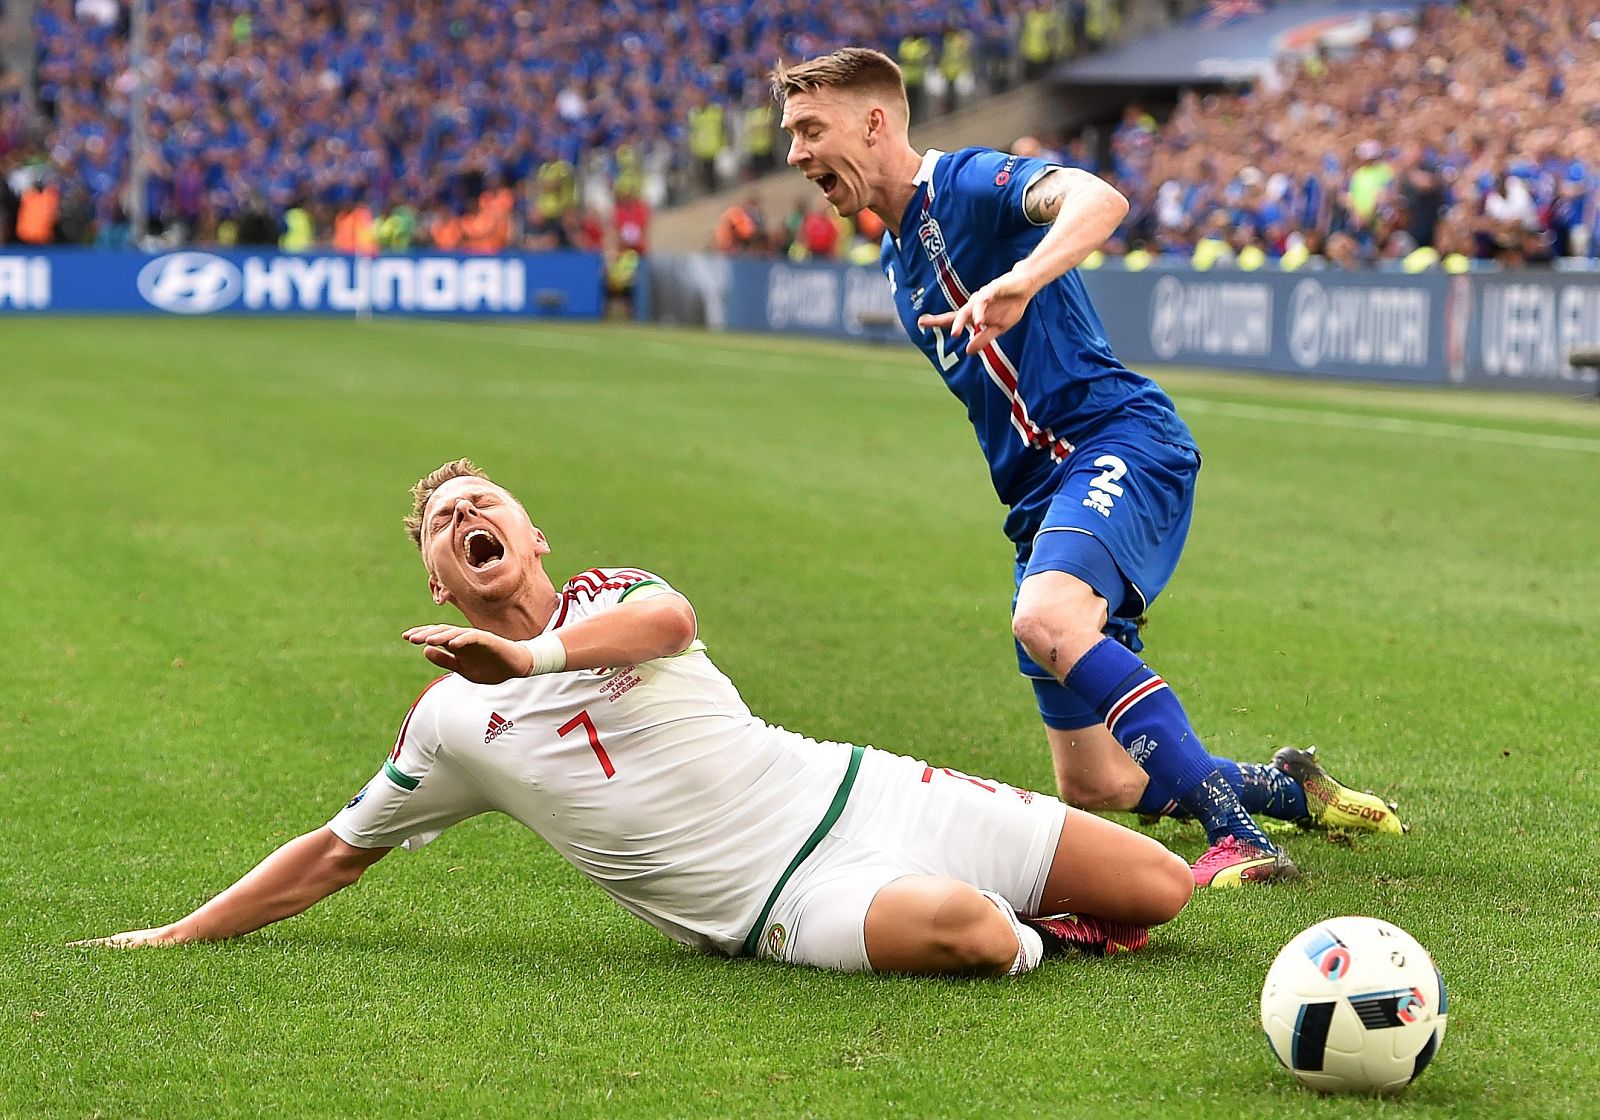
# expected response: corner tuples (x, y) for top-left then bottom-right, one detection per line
(881, 147), (1196, 536)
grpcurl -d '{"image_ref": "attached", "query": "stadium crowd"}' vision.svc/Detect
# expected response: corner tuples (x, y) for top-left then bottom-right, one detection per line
(7, 0), (1593, 269)
(0, 0), (1101, 253)
(1086, 0), (1600, 270)
(730, 1), (1600, 270)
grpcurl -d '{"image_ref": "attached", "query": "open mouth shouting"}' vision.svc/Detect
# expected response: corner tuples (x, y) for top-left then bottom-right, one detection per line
(462, 526), (506, 571)
(812, 172), (840, 199)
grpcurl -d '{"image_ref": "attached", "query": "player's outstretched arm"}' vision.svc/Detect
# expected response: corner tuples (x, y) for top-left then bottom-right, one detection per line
(404, 591), (697, 683)
(70, 827), (389, 948)
(917, 168), (1128, 355)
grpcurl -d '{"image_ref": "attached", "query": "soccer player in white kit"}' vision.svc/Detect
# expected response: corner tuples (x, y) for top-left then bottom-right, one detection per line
(74, 460), (1191, 976)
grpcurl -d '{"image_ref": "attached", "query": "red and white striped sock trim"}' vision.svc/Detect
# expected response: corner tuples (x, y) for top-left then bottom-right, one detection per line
(1105, 676), (1169, 735)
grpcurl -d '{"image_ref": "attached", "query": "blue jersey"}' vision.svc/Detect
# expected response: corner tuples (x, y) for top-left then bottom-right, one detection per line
(882, 148), (1195, 544)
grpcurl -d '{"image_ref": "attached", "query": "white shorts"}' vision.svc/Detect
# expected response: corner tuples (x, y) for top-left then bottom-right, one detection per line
(754, 746), (1068, 971)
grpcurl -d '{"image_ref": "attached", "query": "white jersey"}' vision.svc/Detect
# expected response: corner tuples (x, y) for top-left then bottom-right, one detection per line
(329, 567), (855, 957)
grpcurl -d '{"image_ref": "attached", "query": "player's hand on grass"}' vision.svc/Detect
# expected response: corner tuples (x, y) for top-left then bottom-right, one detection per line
(69, 925), (182, 948)
(917, 269), (1035, 355)
(403, 624), (532, 684)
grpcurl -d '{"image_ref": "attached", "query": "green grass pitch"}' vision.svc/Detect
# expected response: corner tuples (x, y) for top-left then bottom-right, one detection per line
(3, 316), (1597, 1118)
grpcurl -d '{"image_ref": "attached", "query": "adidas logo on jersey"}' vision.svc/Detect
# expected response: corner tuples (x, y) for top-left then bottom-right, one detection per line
(484, 711), (514, 744)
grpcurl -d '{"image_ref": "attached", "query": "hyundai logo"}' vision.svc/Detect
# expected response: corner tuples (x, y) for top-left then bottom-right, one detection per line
(1287, 278), (1328, 367)
(1149, 275), (1184, 360)
(137, 252), (243, 315)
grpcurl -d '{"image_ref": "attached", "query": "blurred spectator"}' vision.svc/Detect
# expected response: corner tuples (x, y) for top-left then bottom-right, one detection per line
(1345, 141), (1393, 227)
(1189, 212), (1234, 271)
(795, 200), (841, 260)
(280, 201), (315, 252)
(428, 205), (464, 253)
(93, 199), (132, 250)
(0, 164), (20, 244)
(605, 246), (641, 318)
(569, 207), (606, 252)
(1398, 152), (1446, 250)
(714, 194), (763, 254)
(15, 177), (58, 244)
(376, 199), (417, 252)
(1324, 231), (1366, 270)
(332, 202), (377, 255)
(1483, 173), (1539, 231)
(237, 193), (281, 247)
(54, 182), (94, 244)
(1019, 1), (1068, 82)
(688, 89), (726, 193)
(939, 22), (977, 116)
(740, 89), (778, 177)
(460, 176), (514, 253)
(528, 157), (578, 248)
(1084, 0), (1120, 48)
(897, 31), (933, 124)
(612, 181), (651, 256)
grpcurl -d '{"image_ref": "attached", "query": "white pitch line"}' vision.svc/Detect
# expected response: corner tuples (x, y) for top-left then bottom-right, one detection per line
(1179, 398), (1600, 455)
(363, 319), (1600, 454)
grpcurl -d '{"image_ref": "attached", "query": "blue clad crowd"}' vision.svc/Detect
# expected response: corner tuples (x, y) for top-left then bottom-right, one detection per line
(1052, 1), (1600, 269)
(0, 0), (1078, 250)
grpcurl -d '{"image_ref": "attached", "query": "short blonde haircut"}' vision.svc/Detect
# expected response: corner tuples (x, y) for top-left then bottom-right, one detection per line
(770, 47), (909, 123)
(405, 458), (493, 548)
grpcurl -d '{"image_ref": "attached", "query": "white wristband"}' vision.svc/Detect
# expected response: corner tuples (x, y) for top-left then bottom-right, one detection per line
(524, 633), (567, 676)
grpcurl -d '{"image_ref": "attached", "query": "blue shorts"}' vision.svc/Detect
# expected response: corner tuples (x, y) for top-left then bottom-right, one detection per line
(1012, 435), (1201, 730)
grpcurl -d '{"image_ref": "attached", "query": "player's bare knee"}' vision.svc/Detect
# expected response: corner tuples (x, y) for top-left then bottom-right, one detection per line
(1012, 610), (1096, 677)
(1140, 850), (1194, 926)
(930, 886), (1016, 974)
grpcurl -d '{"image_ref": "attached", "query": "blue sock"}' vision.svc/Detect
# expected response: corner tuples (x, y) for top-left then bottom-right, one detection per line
(1065, 638), (1274, 848)
(1234, 761), (1308, 820)
(1133, 780), (1181, 817)
(1136, 759), (1307, 822)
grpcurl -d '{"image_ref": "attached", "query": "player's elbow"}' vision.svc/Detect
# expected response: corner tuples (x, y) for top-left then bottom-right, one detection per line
(1056, 168), (1132, 240)
(654, 597), (698, 656)
(1092, 175), (1129, 228)
(1106, 187), (1130, 226)
(667, 609), (698, 654)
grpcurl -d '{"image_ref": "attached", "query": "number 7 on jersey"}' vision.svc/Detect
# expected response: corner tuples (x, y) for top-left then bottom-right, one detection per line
(558, 709), (616, 779)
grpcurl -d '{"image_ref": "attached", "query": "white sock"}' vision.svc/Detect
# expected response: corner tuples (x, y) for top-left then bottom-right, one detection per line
(979, 889), (1043, 976)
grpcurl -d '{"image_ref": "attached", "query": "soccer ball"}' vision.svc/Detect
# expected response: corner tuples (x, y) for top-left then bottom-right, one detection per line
(1261, 916), (1447, 1095)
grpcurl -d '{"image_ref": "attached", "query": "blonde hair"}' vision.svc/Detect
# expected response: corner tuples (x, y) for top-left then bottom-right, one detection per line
(770, 48), (909, 122)
(405, 458), (493, 548)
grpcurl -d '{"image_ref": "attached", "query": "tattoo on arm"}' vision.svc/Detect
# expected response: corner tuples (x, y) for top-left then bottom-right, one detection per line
(1023, 170), (1069, 224)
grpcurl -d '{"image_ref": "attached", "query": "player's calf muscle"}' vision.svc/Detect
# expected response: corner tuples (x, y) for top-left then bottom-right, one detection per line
(1050, 728), (1150, 811)
(1057, 769), (1144, 812)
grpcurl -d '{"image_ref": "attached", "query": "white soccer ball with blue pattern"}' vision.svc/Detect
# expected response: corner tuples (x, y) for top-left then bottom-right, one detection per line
(1260, 916), (1447, 1095)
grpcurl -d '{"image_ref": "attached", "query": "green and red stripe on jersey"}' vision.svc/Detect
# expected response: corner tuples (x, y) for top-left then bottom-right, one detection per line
(383, 672), (451, 790)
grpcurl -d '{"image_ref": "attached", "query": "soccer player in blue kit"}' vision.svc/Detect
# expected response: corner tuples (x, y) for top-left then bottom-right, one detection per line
(773, 48), (1405, 887)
